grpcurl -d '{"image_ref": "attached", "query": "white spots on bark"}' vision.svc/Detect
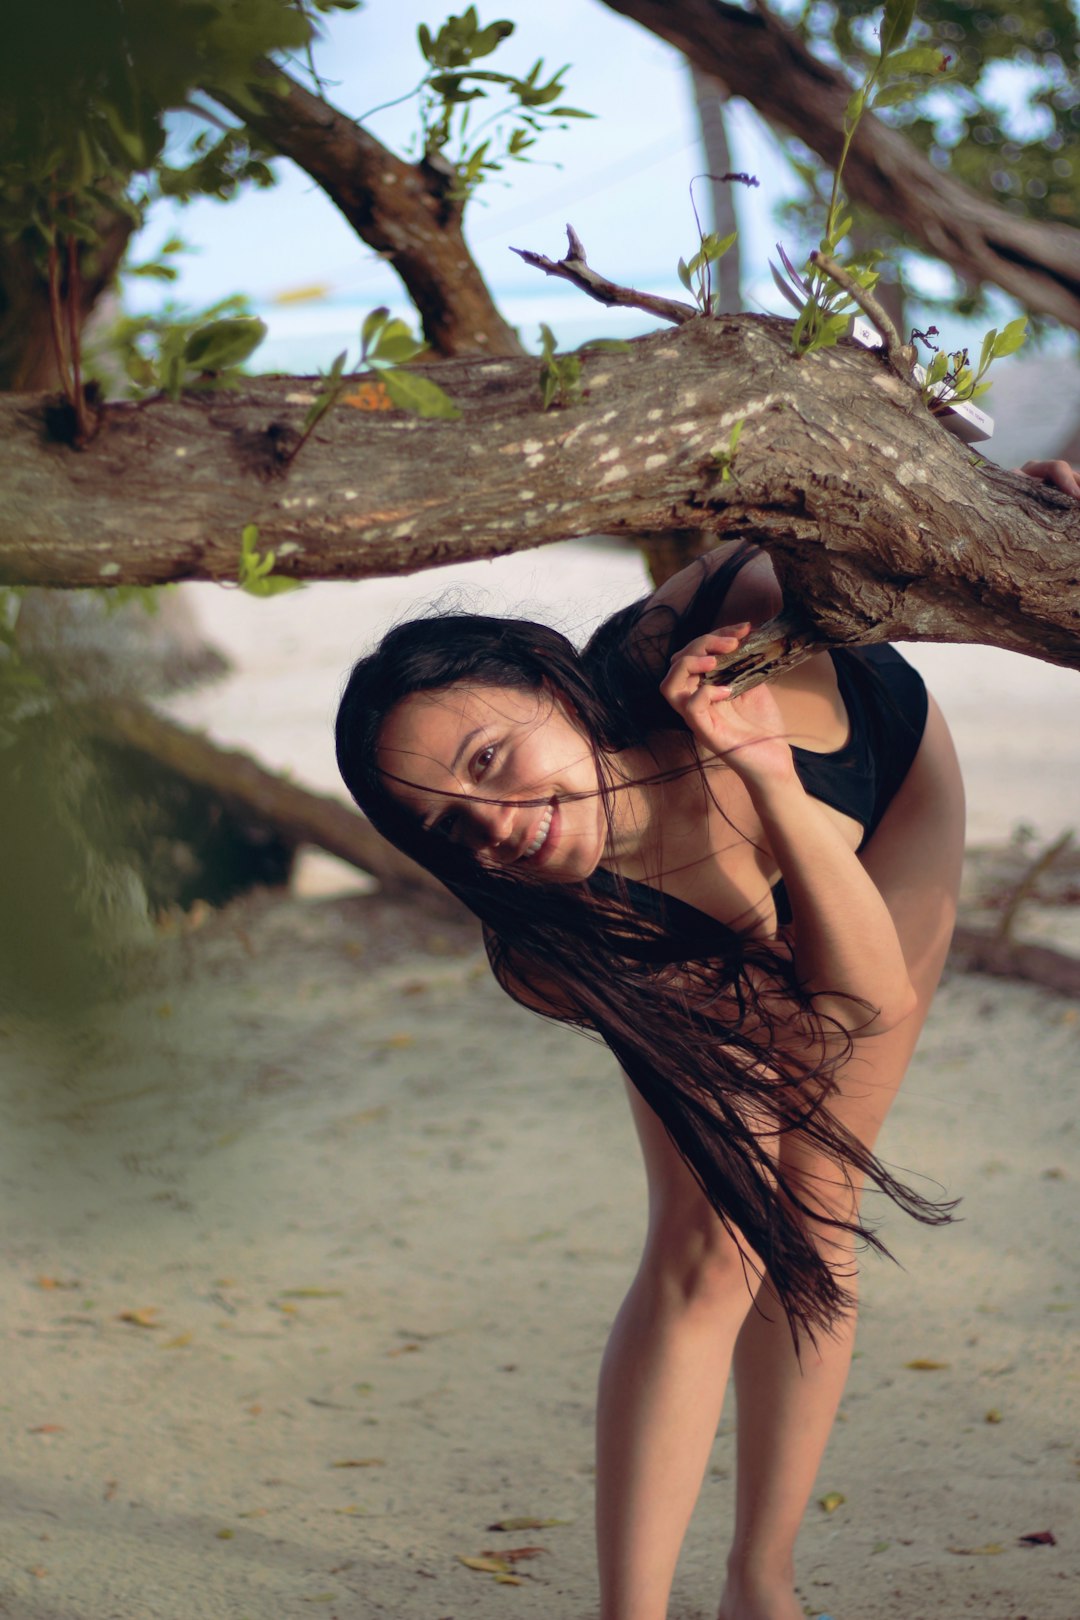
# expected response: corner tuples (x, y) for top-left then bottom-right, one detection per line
(647, 409), (663, 421)
(895, 460), (931, 486)
(632, 432), (660, 446)
(391, 521), (414, 539)
(600, 464), (629, 485)
(525, 452), (545, 468)
(653, 349), (680, 362)
(479, 363), (514, 375)
(644, 453), (670, 471)
(174, 447), (188, 457)
(277, 541), (302, 557)
(280, 496), (303, 510)
(285, 392), (317, 405)
(674, 420), (704, 436)
(382, 172), (398, 185)
(559, 421), (592, 451)
(597, 447), (621, 463)
(518, 489), (536, 500)
(99, 562), (121, 576)
(589, 372), (612, 388)
(598, 409), (619, 424)
(589, 434), (610, 447)
(304, 496), (320, 508)
(679, 391), (699, 411)
(341, 490), (359, 501)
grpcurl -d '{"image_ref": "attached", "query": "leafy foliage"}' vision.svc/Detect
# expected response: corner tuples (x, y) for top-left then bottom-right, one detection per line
(918, 314), (1029, 407)
(536, 326), (630, 410)
(772, 0), (953, 357)
(410, 7), (592, 201)
(238, 524), (303, 598)
(677, 230), (739, 315)
(359, 309), (461, 419)
(773, 0), (1079, 316)
(89, 287), (267, 401)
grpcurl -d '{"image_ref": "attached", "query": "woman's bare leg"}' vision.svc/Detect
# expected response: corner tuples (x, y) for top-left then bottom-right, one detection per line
(597, 1085), (760, 1620)
(719, 700), (965, 1620)
(595, 703), (964, 1620)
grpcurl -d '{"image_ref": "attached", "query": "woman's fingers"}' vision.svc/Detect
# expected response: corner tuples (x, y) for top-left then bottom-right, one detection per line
(1017, 459), (1080, 499)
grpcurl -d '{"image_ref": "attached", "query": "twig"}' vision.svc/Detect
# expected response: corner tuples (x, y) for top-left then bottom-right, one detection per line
(511, 225), (698, 326)
(702, 610), (823, 695)
(66, 234), (94, 447)
(993, 828), (1075, 943)
(950, 925), (1080, 1000)
(46, 239), (74, 408)
(809, 250), (916, 378)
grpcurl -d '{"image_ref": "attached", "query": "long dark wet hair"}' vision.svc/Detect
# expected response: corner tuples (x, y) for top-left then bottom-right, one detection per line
(335, 550), (952, 1340)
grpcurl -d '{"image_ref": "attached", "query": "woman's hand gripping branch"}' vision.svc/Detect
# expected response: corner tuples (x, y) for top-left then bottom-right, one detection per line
(662, 625), (917, 1036)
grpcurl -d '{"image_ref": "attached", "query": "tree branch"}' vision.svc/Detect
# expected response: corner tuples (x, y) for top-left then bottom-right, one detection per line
(2, 319), (1079, 683)
(510, 225), (699, 325)
(810, 250), (914, 375)
(210, 61), (523, 359)
(599, 0), (1080, 332)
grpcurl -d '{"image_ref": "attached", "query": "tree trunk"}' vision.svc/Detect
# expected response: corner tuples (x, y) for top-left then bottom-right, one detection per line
(2, 317), (1079, 674)
(211, 64), (524, 360)
(601, 0), (1080, 332)
(86, 699), (441, 894)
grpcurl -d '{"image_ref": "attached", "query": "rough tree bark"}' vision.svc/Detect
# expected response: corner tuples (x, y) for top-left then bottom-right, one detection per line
(211, 62), (523, 360)
(600, 0), (1080, 332)
(2, 317), (1079, 674)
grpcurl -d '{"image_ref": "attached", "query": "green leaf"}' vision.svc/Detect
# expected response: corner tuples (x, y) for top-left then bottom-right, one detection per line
(991, 317), (1028, 359)
(360, 306), (390, 360)
(370, 318), (425, 365)
(540, 365), (560, 410)
(677, 257), (693, 292)
(472, 20), (515, 58)
(381, 369), (461, 420)
(129, 263), (179, 281)
(882, 45), (951, 77)
(418, 22), (434, 60)
(702, 230), (738, 263)
(183, 317), (266, 371)
(924, 351), (949, 386)
(538, 323), (558, 361)
(870, 82), (920, 110)
(844, 86), (867, 127)
(879, 0), (918, 58)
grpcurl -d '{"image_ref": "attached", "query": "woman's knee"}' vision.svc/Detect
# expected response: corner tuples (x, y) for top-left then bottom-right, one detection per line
(639, 1198), (758, 1314)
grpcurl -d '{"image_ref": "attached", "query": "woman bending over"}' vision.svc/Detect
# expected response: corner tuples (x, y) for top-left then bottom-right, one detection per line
(334, 535), (967, 1620)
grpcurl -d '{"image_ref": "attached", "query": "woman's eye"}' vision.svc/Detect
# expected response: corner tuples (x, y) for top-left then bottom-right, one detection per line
(434, 811), (458, 839)
(474, 744), (497, 775)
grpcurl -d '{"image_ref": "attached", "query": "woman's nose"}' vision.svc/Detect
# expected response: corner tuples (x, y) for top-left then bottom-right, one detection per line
(468, 799), (515, 852)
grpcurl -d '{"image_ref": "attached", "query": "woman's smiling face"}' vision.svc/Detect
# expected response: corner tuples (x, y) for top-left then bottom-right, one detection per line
(377, 682), (611, 882)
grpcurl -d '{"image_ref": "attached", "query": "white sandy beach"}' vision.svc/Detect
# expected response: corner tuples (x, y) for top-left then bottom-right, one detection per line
(2, 539), (1078, 1620)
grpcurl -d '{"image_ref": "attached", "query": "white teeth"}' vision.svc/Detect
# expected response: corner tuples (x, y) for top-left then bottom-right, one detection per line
(522, 806), (554, 858)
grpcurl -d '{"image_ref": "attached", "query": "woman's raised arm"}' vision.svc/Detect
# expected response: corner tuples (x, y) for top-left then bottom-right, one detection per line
(661, 627), (917, 1036)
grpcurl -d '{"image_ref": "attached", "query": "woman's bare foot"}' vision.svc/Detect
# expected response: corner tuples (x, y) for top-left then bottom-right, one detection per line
(717, 1564), (808, 1620)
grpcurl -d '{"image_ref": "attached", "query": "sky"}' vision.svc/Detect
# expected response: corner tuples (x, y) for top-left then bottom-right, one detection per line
(119, 0), (1077, 464)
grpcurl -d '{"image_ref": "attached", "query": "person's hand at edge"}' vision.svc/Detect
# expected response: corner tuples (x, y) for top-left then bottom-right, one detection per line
(1016, 459), (1080, 499)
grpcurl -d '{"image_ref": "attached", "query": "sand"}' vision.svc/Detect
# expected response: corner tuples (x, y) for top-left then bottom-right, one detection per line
(2, 540), (1078, 1620)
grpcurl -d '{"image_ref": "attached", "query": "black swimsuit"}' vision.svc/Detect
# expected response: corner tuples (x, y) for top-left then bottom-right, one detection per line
(588, 644), (929, 935)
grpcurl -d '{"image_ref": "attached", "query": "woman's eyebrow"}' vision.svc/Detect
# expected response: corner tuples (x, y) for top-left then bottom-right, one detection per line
(450, 725), (488, 773)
